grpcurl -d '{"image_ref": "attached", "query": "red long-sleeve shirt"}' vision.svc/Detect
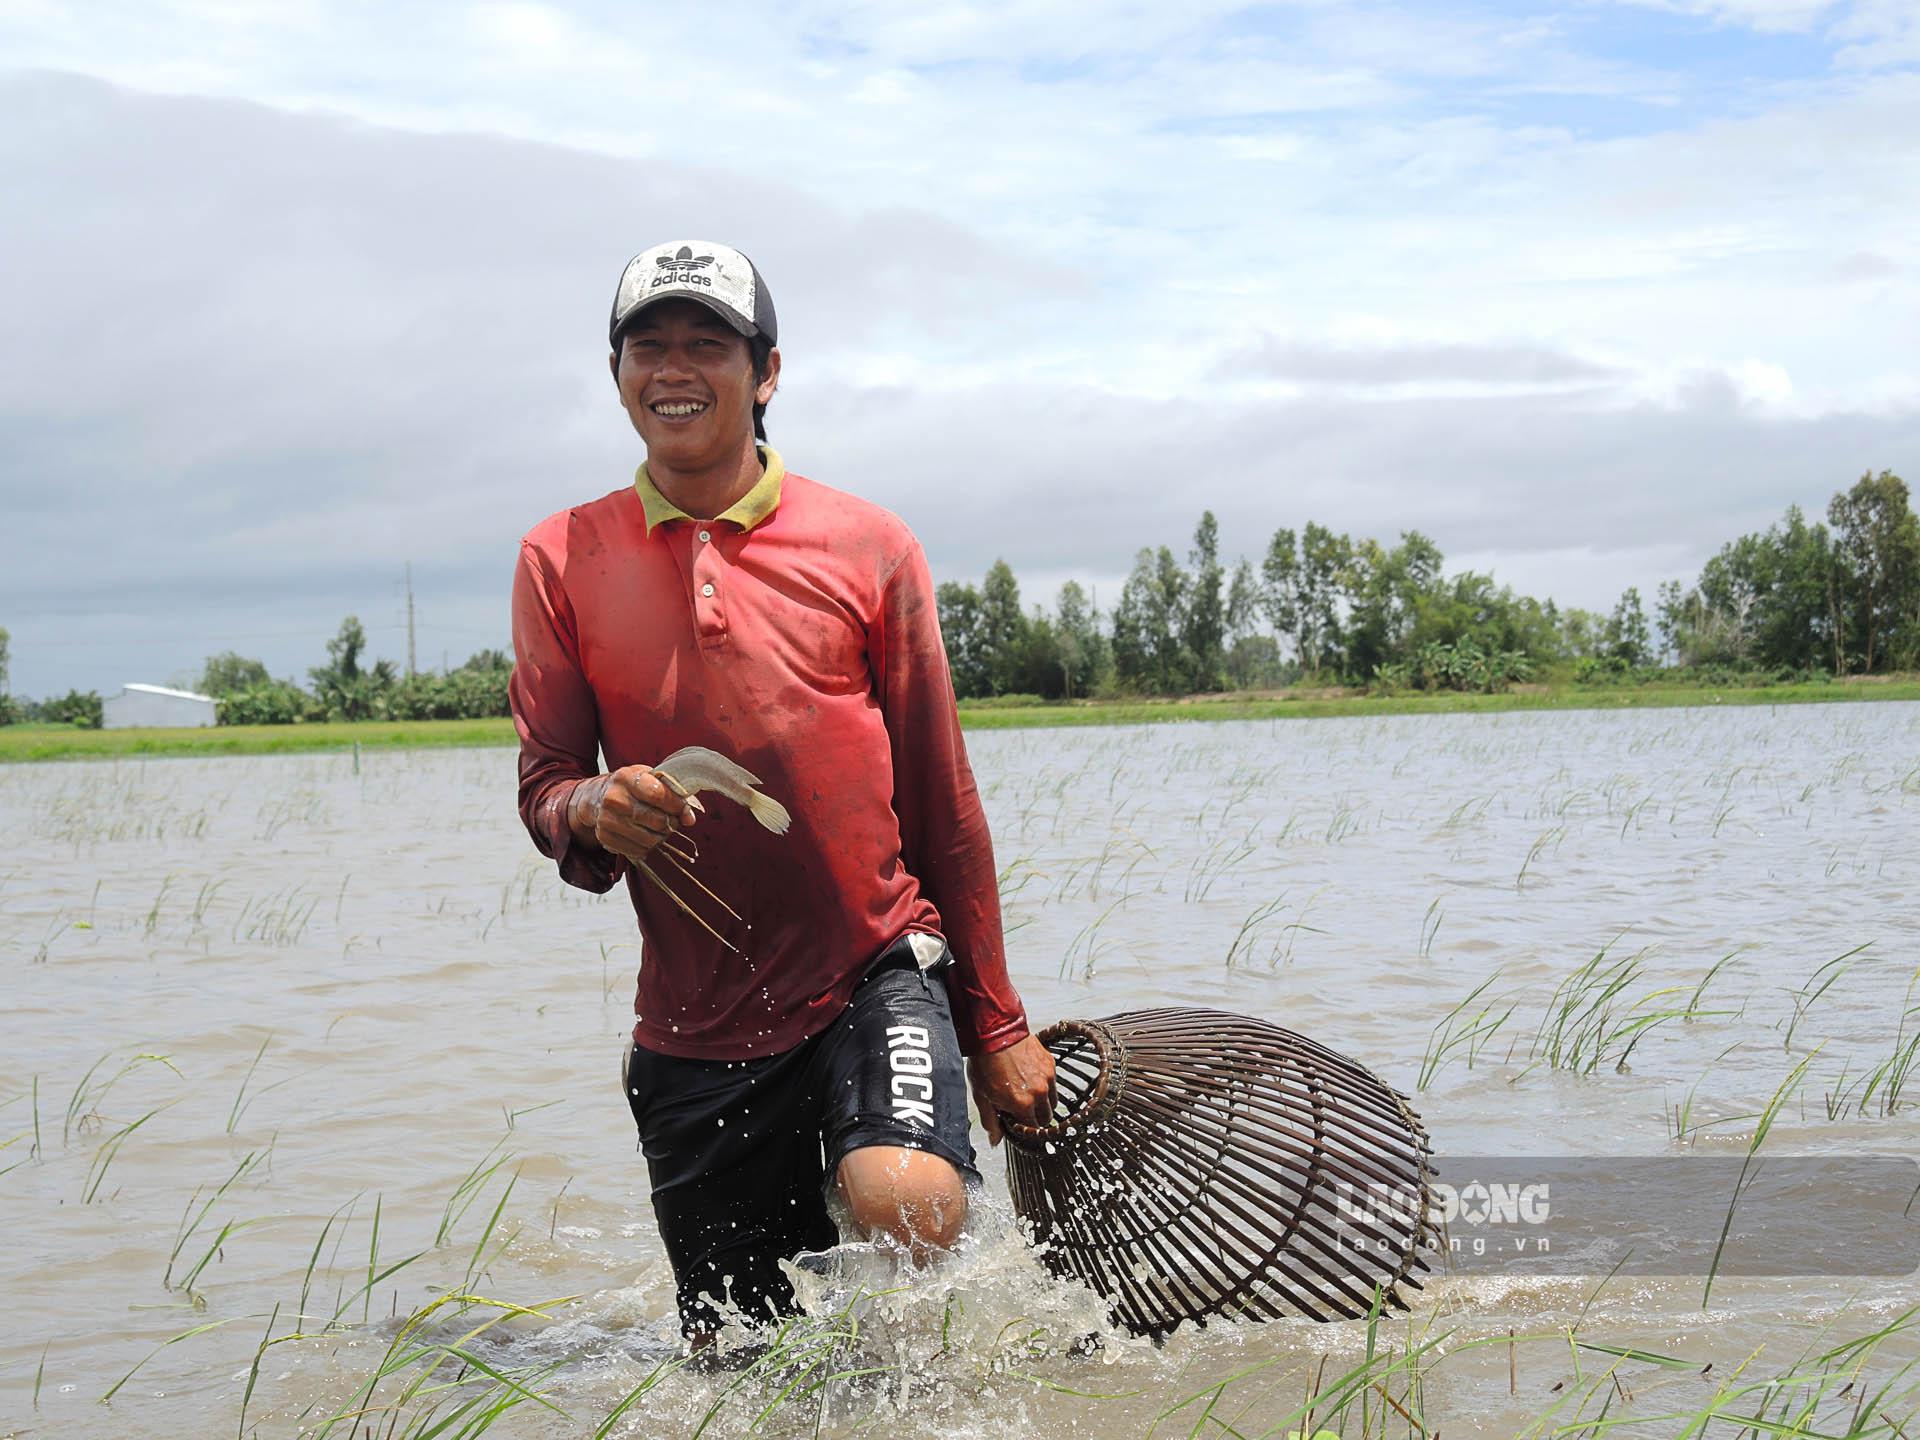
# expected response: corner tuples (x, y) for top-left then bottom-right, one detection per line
(510, 452), (1028, 1061)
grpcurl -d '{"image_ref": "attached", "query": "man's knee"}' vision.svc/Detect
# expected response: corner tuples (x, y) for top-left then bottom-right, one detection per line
(836, 1145), (968, 1254)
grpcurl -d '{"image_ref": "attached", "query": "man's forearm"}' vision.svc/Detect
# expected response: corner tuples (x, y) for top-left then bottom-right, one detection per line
(565, 773), (609, 849)
(872, 545), (1030, 1054)
(512, 541), (623, 892)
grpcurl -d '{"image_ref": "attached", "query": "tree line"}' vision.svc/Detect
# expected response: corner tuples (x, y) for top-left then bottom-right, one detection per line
(4, 468), (1914, 727)
(208, 618), (513, 725)
(0, 617), (513, 729)
(936, 469), (1920, 699)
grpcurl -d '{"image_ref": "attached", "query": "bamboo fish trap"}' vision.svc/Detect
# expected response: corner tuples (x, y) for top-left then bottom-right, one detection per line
(1002, 1008), (1438, 1335)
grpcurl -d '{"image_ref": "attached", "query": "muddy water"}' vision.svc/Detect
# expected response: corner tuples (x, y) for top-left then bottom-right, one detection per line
(4, 702), (1919, 1437)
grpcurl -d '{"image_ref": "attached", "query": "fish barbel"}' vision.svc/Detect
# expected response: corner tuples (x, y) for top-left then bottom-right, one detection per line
(631, 745), (789, 955)
(653, 745), (792, 834)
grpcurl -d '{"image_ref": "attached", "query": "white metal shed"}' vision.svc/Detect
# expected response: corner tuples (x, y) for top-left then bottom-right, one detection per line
(103, 683), (218, 729)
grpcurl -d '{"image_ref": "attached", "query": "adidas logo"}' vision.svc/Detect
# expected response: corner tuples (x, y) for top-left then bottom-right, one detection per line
(651, 244), (719, 291)
(655, 244), (714, 271)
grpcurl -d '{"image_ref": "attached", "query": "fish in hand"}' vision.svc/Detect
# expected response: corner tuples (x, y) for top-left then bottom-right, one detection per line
(634, 745), (790, 954)
(653, 746), (792, 834)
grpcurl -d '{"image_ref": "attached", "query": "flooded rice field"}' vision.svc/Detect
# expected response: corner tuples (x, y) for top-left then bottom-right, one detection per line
(4, 701), (1920, 1437)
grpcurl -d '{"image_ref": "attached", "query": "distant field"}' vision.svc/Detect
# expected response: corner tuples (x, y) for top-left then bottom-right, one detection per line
(6, 678), (1919, 761)
(0, 716), (518, 762)
(954, 677), (1920, 728)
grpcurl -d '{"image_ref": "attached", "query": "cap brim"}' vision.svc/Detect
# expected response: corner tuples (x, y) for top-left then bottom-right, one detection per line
(611, 292), (760, 347)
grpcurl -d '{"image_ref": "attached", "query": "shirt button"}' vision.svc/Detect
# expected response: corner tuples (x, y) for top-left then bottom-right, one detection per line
(697, 529), (711, 543)
(701, 583), (715, 597)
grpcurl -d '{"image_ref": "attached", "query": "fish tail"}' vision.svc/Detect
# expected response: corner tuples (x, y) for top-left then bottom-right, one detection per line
(745, 790), (792, 835)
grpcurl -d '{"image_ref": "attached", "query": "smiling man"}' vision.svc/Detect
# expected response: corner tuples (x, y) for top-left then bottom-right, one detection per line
(509, 240), (1056, 1344)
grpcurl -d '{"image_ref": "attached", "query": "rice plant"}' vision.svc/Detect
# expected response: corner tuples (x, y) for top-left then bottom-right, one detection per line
(100, 1316), (247, 1405)
(1525, 940), (1728, 1077)
(1781, 942), (1870, 1051)
(64, 1050), (180, 1143)
(996, 855), (1047, 903)
(255, 1290), (578, 1438)
(1515, 824), (1566, 889)
(437, 1142), (520, 1247)
(1825, 981), (1920, 1120)
(143, 874), (175, 935)
(1418, 897), (1443, 958)
(1224, 894), (1291, 970)
(32, 916), (71, 963)
(225, 1035), (294, 1133)
(1703, 1044), (1822, 1307)
(461, 1166), (524, 1291)
(1418, 972), (1515, 1090)
(1437, 794), (1492, 830)
(187, 877), (224, 928)
(82, 1104), (171, 1203)
(1059, 896), (1129, 979)
(1687, 948), (1743, 1018)
(1183, 823), (1259, 901)
(164, 1146), (271, 1295)
(231, 885), (320, 945)
(1665, 1043), (1758, 1145)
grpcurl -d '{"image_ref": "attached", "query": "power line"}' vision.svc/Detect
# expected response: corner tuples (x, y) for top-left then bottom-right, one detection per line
(405, 561), (418, 677)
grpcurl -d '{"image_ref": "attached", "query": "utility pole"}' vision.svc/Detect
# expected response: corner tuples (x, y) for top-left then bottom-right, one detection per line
(405, 562), (418, 677)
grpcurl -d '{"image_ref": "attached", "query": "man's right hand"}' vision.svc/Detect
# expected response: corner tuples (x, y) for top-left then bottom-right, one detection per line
(567, 765), (698, 862)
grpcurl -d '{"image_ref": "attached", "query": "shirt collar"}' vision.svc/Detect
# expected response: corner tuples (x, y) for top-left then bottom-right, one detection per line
(634, 447), (785, 536)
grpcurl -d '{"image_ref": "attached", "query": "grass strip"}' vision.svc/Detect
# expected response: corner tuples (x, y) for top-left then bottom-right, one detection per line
(6, 679), (1920, 761)
(0, 717), (521, 762)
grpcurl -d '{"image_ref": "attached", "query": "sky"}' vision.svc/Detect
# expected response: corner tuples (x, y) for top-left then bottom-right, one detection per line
(1, 0), (1917, 697)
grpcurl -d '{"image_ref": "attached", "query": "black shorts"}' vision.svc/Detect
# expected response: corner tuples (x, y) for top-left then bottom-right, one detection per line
(623, 934), (980, 1338)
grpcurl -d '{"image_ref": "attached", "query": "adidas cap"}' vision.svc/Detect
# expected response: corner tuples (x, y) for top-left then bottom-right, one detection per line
(608, 241), (777, 349)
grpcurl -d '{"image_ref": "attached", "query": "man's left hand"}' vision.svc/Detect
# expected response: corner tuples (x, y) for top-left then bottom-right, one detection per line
(968, 1034), (1058, 1146)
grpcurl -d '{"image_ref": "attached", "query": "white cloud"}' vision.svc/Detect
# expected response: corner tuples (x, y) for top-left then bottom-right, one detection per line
(0, 3), (1916, 694)
(1447, 543), (1701, 616)
(1833, 0), (1920, 68)
(848, 70), (918, 105)
(1219, 132), (1307, 163)
(1727, 359), (1796, 408)
(1226, 336), (1623, 389)
(1604, 0), (1844, 33)
(468, 1), (633, 72)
